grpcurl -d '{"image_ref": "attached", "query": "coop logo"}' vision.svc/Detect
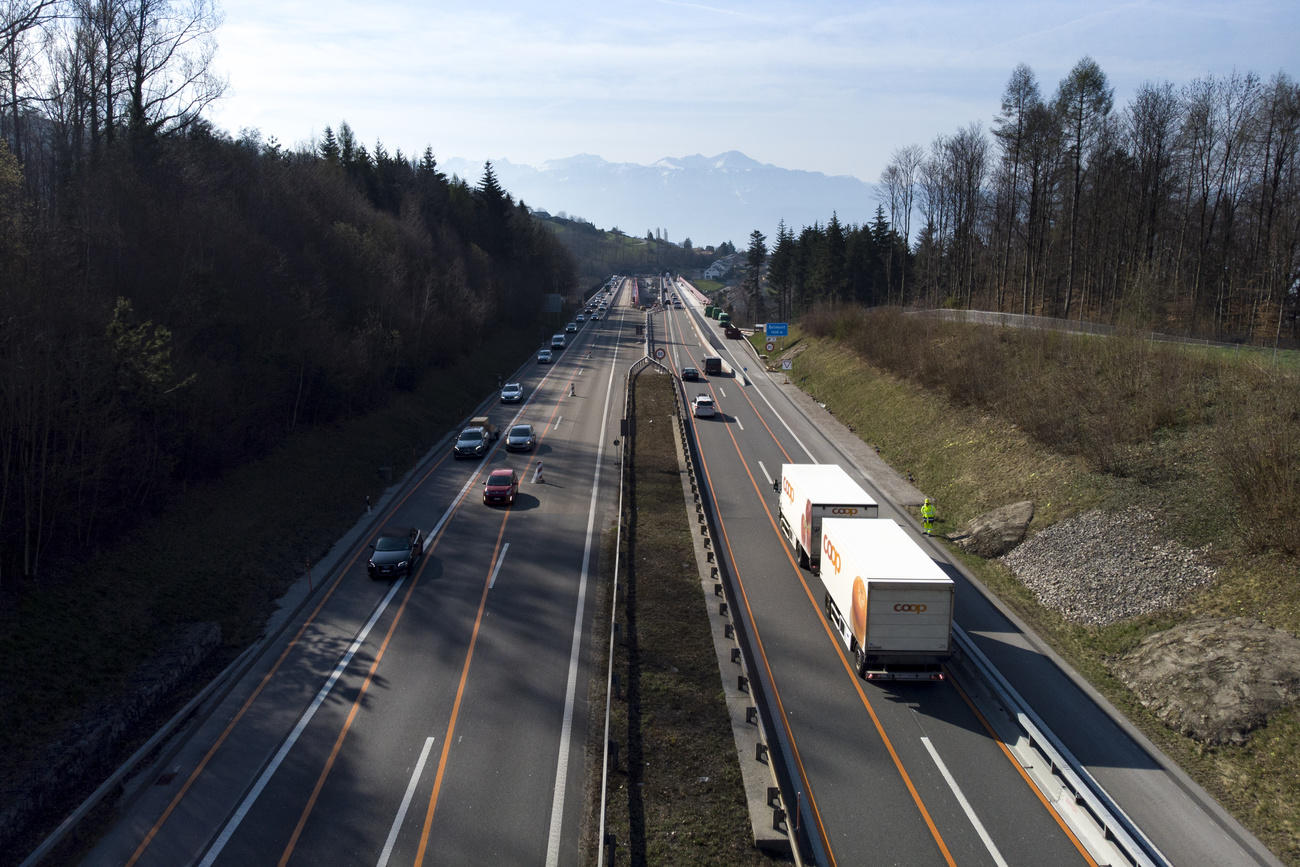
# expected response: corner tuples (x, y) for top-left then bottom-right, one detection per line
(830, 507), (859, 516)
(782, 477), (794, 502)
(894, 603), (928, 614)
(823, 536), (842, 574)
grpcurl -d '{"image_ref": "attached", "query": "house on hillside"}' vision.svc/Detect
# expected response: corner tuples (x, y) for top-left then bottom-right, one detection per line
(703, 253), (744, 281)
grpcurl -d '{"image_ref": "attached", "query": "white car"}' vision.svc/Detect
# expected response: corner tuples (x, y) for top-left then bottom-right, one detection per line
(692, 394), (716, 418)
(537, 349), (553, 364)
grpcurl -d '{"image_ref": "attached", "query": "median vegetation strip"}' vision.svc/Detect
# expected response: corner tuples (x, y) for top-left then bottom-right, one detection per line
(784, 307), (1300, 864)
(589, 368), (782, 866)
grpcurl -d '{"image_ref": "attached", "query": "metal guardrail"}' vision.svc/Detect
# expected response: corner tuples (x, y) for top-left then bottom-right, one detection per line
(952, 625), (1168, 867)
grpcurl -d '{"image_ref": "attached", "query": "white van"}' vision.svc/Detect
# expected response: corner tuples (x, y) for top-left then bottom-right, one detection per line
(551, 334), (566, 349)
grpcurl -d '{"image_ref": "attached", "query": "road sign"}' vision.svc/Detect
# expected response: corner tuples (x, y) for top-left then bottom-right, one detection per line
(765, 342), (775, 352)
(766, 322), (789, 338)
(654, 347), (666, 360)
(781, 359), (792, 370)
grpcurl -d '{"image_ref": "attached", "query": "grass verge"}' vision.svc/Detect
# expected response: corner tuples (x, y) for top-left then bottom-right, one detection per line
(589, 368), (783, 866)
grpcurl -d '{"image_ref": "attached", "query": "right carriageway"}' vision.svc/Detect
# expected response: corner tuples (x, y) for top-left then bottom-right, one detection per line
(652, 284), (1278, 867)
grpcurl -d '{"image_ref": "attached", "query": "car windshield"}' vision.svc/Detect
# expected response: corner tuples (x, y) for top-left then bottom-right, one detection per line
(697, 397), (713, 405)
(510, 425), (532, 437)
(489, 472), (513, 484)
(459, 429), (484, 442)
(375, 535), (409, 551)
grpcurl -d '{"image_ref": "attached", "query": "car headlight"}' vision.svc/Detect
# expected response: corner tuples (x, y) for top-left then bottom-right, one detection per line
(368, 559), (376, 569)
(398, 559), (409, 568)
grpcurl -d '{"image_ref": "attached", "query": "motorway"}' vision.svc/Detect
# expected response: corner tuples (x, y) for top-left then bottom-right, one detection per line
(77, 275), (1278, 867)
(657, 282), (1086, 866)
(85, 281), (639, 866)
(656, 275), (1278, 867)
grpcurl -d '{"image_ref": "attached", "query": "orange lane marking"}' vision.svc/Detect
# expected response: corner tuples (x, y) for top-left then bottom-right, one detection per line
(698, 400), (957, 865)
(948, 674), (1099, 866)
(688, 412), (836, 864)
(126, 452), (453, 866)
(275, 380), (569, 862)
(277, 550), (427, 865)
(414, 517), (512, 866)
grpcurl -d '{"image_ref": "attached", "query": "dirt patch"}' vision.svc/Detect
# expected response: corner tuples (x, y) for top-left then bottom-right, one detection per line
(1115, 618), (1300, 746)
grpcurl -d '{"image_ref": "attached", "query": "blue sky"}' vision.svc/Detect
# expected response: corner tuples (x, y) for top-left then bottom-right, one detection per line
(207, 0), (1299, 186)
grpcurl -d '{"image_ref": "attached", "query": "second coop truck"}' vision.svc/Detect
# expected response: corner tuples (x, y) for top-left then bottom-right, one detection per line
(778, 464), (878, 570)
(819, 518), (955, 681)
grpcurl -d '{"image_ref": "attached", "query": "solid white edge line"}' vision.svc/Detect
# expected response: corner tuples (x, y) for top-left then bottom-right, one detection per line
(544, 307), (622, 867)
(376, 737), (436, 867)
(489, 542), (510, 589)
(735, 418), (744, 431)
(198, 578), (406, 867)
(921, 736), (1009, 867)
(758, 460), (772, 488)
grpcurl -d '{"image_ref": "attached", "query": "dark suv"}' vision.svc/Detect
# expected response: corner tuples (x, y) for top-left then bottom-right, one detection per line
(453, 426), (490, 458)
(368, 527), (424, 579)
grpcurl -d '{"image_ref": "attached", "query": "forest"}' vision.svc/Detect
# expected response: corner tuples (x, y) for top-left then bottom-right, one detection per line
(754, 59), (1299, 346)
(0, 1), (575, 587)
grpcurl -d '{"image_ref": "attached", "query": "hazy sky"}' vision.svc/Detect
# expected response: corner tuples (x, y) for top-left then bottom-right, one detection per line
(207, 0), (1298, 185)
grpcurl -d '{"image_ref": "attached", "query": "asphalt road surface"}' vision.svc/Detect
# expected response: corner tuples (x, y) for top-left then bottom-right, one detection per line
(87, 280), (639, 866)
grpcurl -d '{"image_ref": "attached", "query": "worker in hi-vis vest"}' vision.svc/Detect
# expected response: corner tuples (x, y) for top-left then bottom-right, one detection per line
(920, 497), (936, 536)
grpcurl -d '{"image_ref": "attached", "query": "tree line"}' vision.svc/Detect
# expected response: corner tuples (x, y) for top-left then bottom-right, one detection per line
(537, 212), (719, 288)
(758, 58), (1299, 345)
(0, 2), (575, 587)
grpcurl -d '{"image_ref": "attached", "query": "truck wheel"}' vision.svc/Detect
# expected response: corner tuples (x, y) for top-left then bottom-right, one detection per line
(854, 645), (867, 678)
(798, 546), (809, 570)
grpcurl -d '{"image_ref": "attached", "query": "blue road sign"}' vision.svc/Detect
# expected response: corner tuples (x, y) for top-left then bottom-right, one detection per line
(765, 322), (789, 337)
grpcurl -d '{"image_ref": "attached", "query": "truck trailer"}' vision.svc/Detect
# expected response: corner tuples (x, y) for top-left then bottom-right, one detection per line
(819, 518), (955, 681)
(778, 464), (878, 570)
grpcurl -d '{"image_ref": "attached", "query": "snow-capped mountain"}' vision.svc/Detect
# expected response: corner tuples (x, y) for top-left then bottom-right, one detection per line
(439, 151), (877, 248)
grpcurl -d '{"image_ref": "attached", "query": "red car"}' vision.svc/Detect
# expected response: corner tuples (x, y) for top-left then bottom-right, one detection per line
(483, 468), (519, 506)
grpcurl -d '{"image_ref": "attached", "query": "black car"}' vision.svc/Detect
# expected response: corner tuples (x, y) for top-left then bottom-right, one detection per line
(368, 527), (424, 579)
(681, 366), (700, 381)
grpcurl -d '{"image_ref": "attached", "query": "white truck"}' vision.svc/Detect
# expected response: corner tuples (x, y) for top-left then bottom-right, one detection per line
(778, 464), (878, 570)
(819, 518), (955, 682)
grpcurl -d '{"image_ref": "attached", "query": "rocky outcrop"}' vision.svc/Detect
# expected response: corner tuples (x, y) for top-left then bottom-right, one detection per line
(951, 500), (1034, 557)
(1115, 618), (1300, 745)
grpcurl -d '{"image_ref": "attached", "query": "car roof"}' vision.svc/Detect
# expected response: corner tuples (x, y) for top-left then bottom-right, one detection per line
(510, 423), (532, 431)
(504, 382), (521, 388)
(378, 526), (415, 538)
(488, 468), (515, 479)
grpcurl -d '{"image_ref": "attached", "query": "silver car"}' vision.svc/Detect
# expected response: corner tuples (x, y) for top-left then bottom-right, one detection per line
(500, 382), (524, 403)
(505, 423), (537, 451)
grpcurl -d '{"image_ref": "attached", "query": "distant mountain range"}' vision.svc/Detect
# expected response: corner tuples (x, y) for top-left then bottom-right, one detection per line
(439, 151), (879, 249)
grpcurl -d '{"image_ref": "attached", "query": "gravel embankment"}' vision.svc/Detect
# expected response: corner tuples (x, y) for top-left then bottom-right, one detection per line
(1001, 508), (1217, 626)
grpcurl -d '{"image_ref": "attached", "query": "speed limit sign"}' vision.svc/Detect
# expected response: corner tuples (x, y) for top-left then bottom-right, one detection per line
(765, 342), (775, 352)
(654, 347), (666, 359)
